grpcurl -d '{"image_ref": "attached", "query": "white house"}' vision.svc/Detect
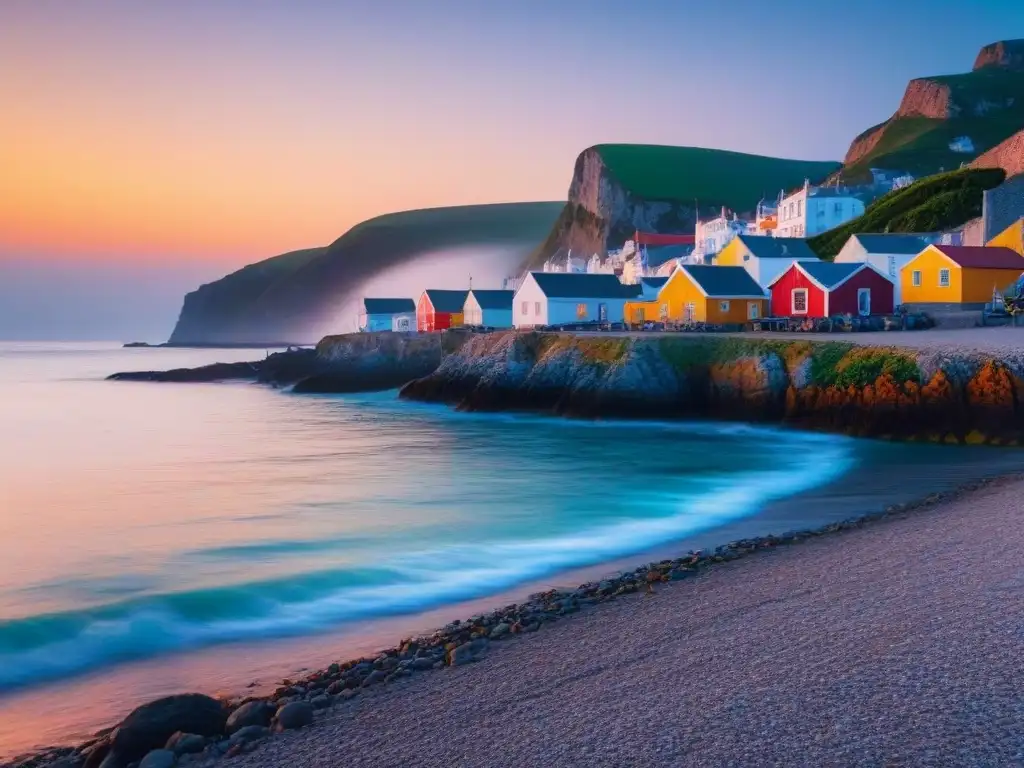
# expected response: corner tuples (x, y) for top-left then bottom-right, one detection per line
(513, 272), (640, 328)
(714, 234), (822, 289)
(463, 289), (514, 328)
(833, 233), (939, 305)
(359, 298), (417, 332)
(774, 180), (866, 238)
(695, 207), (757, 260)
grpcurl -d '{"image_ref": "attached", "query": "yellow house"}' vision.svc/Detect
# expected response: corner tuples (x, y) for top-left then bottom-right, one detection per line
(987, 218), (1024, 255)
(714, 234), (821, 289)
(625, 265), (768, 324)
(900, 244), (1024, 308)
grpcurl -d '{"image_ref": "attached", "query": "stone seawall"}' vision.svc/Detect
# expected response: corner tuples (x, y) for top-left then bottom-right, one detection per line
(400, 332), (1024, 444)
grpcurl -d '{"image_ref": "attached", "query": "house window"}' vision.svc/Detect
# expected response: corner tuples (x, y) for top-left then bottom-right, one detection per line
(912, 270), (922, 287)
(796, 200), (802, 217)
(684, 302), (696, 322)
(888, 256), (896, 277)
(521, 301), (529, 315)
(719, 300), (730, 312)
(535, 301), (541, 315)
(748, 302), (760, 319)
(792, 289), (808, 314)
(834, 202), (843, 215)
(576, 303), (588, 319)
(939, 269), (950, 287)
(659, 303), (668, 320)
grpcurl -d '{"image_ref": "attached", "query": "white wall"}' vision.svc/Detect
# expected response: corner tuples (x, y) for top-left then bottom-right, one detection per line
(513, 275), (548, 328)
(775, 184), (864, 238)
(834, 241), (913, 304)
(463, 294), (483, 325)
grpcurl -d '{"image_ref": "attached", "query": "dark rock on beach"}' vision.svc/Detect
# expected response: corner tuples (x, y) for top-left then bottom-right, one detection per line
(224, 702), (273, 735)
(109, 694), (226, 765)
(273, 702), (313, 732)
(137, 750), (174, 768)
(163, 733), (204, 756)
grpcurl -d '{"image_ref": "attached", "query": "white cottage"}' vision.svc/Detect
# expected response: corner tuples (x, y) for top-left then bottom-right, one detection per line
(513, 272), (640, 328)
(833, 233), (939, 305)
(359, 298), (417, 332)
(463, 289), (514, 328)
(775, 180), (867, 239)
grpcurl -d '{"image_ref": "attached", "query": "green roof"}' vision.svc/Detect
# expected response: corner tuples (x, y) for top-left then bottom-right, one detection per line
(850, 234), (937, 255)
(736, 236), (820, 261)
(682, 266), (767, 298)
(530, 272), (641, 299)
(593, 144), (840, 210)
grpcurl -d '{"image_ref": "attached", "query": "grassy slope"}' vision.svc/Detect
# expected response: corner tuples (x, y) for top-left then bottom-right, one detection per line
(594, 145), (841, 209)
(842, 69), (1024, 181)
(169, 203), (562, 344)
(807, 167), (1006, 258)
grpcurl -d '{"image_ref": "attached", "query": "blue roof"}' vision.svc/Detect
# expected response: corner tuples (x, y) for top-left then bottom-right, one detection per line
(736, 235), (819, 261)
(681, 266), (766, 298)
(640, 276), (669, 290)
(795, 261), (866, 289)
(530, 272), (641, 299)
(363, 298), (415, 314)
(423, 289), (470, 313)
(850, 233), (937, 255)
(468, 289), (514, 310)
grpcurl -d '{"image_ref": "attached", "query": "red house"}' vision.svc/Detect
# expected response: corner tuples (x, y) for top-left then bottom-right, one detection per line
(417, 289), (469, 332)
(768, 261), (894, 318)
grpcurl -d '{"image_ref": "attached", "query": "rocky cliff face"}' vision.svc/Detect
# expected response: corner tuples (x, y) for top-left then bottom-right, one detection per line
(971, 128), (1024, 178)
(401, 332), (1024, 444)
(527, 149), (700, 269)
(974, 39), (1024, 72)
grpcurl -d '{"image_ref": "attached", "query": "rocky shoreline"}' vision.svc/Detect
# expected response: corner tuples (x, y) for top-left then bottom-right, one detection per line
(7, 473), (1011, 768)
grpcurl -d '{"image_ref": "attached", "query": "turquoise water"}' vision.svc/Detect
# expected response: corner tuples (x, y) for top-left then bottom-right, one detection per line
(0, 342), (860, 698)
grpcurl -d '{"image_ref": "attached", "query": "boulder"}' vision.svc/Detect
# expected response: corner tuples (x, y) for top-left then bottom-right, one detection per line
(274, 701), (314, 731)
(228, 725), (269, 745)
(138, 750), (175, 768)
(164, 733), (205, 755)
(110, 694), (227, 764)
(225, 701), (274, 734)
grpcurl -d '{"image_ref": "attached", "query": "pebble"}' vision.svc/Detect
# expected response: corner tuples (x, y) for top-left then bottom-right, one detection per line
(274, 702), (314, 732)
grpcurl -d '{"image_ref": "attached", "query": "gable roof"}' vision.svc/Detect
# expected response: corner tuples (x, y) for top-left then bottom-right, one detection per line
(423, 289), (469, 313)
(528, 272), (641, 299)
(468, 289), (514, 310)
(644, 245), (691, 268)
(363, 298), (415, 314)
(639, 276), (669, 290)
(929, 245), (1024, 269)
(736, 235), (819, 261)
(681, 265), (767, 298)
(790, 261), (870, 290)
(851, 233), (938, 255)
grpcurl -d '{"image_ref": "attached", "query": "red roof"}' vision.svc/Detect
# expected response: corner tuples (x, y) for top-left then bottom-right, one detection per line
(634, 231), (695, 246)
(932, 245), (1024, 269)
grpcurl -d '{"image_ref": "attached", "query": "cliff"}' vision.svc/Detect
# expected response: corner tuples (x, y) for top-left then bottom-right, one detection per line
(167, 203), (562, 346)
(526, 146), (840, 269)
(970, 127), (1024, 178)
(841, 41), (1024, 181)
(400, 332), (1024, 444)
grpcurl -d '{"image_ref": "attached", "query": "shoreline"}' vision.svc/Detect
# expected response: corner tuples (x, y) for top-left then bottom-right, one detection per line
(8, 466), (1023, 768)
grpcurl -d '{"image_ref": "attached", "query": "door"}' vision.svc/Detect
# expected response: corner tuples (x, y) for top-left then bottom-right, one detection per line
(748, 302), (759, 320)
(598, 303), (607, 322)
(857, 288), (871, 316)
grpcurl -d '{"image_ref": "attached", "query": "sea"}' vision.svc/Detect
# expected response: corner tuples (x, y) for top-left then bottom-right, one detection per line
(2, 341), (1022, 758)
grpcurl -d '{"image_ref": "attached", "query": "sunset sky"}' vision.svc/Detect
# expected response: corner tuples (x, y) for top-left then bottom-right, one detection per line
(1, 0), (1022, 337)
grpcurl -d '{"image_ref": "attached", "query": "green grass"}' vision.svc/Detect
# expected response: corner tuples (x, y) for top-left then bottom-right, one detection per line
(593, 145), (840, 209)
(807, 167), (1006, 258)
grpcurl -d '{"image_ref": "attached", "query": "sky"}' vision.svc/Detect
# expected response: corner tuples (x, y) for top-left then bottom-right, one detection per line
(1, 0), (1022, 338)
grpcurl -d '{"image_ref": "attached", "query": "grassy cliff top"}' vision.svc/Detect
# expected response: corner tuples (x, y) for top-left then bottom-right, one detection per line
(592, 144), (841, 210)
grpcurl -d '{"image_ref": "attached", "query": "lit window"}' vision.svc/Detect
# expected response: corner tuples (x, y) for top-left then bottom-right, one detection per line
(522, 301), (529, 315)
(939, 269), (950, 287)
(792, 289), (808, 314)
(719, 300), (730, 312)
(912, 270), (922, 287)
(576, 303), (587, 319)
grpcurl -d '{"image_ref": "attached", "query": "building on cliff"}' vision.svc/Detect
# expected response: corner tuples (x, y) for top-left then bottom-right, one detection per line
(694, 208), (757, 262)
(463, 289), (514, 328)
(768, 262), (894, 319)
(714, 235), (821, 289)
(359, 298), (417, 333)
(513, 272), (641, 328)
(900, 244), (1024, 311)
(833, 234), (940, 305)
(417, 290), (469, 332)
(625, 265), (767, 325)
(774, 180), (867, 238)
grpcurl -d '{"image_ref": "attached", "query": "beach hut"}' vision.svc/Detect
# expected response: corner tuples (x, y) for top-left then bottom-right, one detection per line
(900, 245), (1024, 310)
(463, 289), (514, 328)
(513, 272), (640, 328)
(625, 265), (767, 325)
(417, 290), (469, 332)
(768, 262), (894, 318)
(359, 298), (417, 332)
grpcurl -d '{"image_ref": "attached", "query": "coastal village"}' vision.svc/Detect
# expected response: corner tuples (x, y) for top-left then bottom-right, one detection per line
(358, 174), (1024, 335)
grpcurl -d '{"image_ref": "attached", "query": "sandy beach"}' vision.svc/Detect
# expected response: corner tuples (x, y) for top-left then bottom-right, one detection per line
(209, 476), (1024, 768)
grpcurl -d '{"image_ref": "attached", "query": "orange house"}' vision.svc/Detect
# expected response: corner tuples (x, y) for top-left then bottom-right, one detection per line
(900, 245), (1024, 309)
